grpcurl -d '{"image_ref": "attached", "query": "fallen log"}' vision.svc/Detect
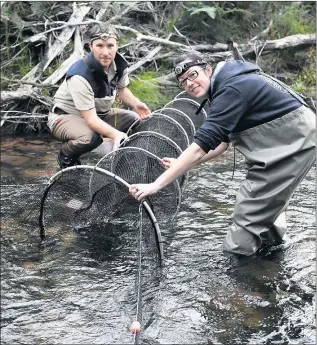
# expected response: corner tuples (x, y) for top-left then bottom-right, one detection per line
(1, 32), (315, 101)
(238, 33), (316, 57)
(1, 89), (39, 103)
(257, 33), (315, 50)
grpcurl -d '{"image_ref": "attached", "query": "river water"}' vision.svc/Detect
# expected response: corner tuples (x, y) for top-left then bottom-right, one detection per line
(1, 134), (316, 344)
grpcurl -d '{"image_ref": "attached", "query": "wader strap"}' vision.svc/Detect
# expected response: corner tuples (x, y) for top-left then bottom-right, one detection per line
(195, 99), (208, 115)
(257, 71), (313, 110)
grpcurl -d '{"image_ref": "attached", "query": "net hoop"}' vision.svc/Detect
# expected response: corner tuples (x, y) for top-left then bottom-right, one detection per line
(174, 91), (210, 112)
(150, 112), (190, 148)
(94, 147), (183, 213)
(153, 108), (196, 143)
(164, 98), (208, 130)
(121, 130), (183, 156)
(174, 91), (188, 99)
(38, 165), (164, 260)
(126, 113), (190, 151)
(119, 131), (189, 192)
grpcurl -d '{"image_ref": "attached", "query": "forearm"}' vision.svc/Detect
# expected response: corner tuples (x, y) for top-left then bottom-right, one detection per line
(196, 142), (229, 164)
(81, 109), (119, 139)
(155, 143), (206, 189)
(117, 87), (139, 108)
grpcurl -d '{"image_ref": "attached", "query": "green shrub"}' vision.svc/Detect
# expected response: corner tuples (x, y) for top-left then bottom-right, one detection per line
(128, 71), (171, 111)
(270, 3), (316, 39)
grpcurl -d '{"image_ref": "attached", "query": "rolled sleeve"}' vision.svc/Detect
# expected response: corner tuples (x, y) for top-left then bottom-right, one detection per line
(194, 137), (211, 153)
(194, 86), (247, 152)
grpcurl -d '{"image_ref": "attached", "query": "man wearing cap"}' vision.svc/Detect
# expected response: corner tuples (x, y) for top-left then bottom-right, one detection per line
(48, 23), (151, 169)
(129, 51), (316, 257)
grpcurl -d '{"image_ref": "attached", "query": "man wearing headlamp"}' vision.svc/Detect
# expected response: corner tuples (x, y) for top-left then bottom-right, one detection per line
(48, 23), (151, 169)
(129, 50), (315, 257)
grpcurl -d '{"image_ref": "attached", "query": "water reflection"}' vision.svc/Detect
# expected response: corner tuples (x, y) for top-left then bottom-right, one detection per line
(1, 134), (315, 344)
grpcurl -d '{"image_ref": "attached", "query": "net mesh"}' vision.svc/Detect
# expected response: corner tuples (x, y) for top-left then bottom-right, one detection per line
(164, 98), (207, 131)
(127, 113), (189, 151)
(121, 131), (182, 160)
(119, 131), (188, 192)
(39, 166), (164, 262)
(40, 168), (135, 234)
(153, 108), (196, 143)
(94, 147), (182, 224)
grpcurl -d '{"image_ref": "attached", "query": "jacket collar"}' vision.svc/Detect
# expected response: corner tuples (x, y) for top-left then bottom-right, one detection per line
(87, 52), (104, 75)
(208, 61), (226, 100)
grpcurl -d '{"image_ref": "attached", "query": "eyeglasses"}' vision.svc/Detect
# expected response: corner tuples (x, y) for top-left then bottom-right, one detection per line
(178, 68), (205, 89)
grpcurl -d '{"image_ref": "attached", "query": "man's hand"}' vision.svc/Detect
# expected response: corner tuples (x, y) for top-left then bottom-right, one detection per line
(129, 182), (160, 201)
(161, 157), (176, 170)
(133, 101), (151, 120)
(117, 88), (151, 120)
(113, 131), (128, 151)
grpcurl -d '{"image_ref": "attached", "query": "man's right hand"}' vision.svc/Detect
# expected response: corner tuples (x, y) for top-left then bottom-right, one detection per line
(113, 131), (128, 151)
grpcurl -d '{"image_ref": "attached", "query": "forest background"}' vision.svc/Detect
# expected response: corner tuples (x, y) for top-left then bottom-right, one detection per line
(0, 1), (316, 133)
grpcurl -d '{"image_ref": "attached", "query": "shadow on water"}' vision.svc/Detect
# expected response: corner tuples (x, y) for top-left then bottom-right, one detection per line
(1, 134), (316, 344)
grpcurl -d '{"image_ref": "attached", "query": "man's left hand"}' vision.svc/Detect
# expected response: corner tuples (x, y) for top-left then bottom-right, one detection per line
(133, 102), (151, 120)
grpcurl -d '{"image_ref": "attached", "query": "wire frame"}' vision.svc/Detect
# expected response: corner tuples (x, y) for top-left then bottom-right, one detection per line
(38, 165), (164, 261)
(38, 166), (164, 341)
(94, 147), (182, 225)
(174, 90), (210, 114)
(153, 108), (196, 143)
(164, 98), (207, 131)
(127, 113), (189, 151)
(121, 130), (182, 159)
(120, 131), (188, 192)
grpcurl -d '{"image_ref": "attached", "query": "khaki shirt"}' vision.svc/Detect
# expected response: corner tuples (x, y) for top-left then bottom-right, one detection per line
(47, 57), (129, 129)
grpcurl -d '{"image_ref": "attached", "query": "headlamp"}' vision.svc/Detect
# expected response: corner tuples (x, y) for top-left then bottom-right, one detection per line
(90, 33), (118, 44)
(174, 59), (207, 78)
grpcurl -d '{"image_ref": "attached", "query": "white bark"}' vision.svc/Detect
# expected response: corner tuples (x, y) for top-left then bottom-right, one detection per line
(22, 3), (90, 82)
(42, 26), (84, 85)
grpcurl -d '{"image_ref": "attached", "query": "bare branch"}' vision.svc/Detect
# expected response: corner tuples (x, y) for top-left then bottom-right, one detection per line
(42, 26), (84, 85)
(21, 4), (90, 83)
(114, 25), (189, 49)
(128, 34), (173, 74)
(2, 77), (58, 88)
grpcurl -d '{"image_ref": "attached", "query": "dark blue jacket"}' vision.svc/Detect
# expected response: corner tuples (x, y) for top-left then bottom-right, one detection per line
(194, 60), (302, 152)
(66, 52), (129, 98)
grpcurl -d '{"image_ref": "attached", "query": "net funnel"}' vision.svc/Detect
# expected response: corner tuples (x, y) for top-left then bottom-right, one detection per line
(153, 108), (195, 143)
(94, 147), (182, 225)
(164, 98), (207, 131)
(38, 165), (164, 261)
(127, 113), (189, 151)
(119, 131), (188, 192)
(131, 205), (162, 345)
(175, 90), (210, 114)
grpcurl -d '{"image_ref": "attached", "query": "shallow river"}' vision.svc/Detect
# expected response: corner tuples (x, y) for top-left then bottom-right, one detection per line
(1, 134), (315, 344)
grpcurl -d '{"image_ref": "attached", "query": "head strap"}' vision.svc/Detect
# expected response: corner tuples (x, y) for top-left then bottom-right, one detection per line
(90, 33), (118, 44)
(174, 60), (207, 78)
